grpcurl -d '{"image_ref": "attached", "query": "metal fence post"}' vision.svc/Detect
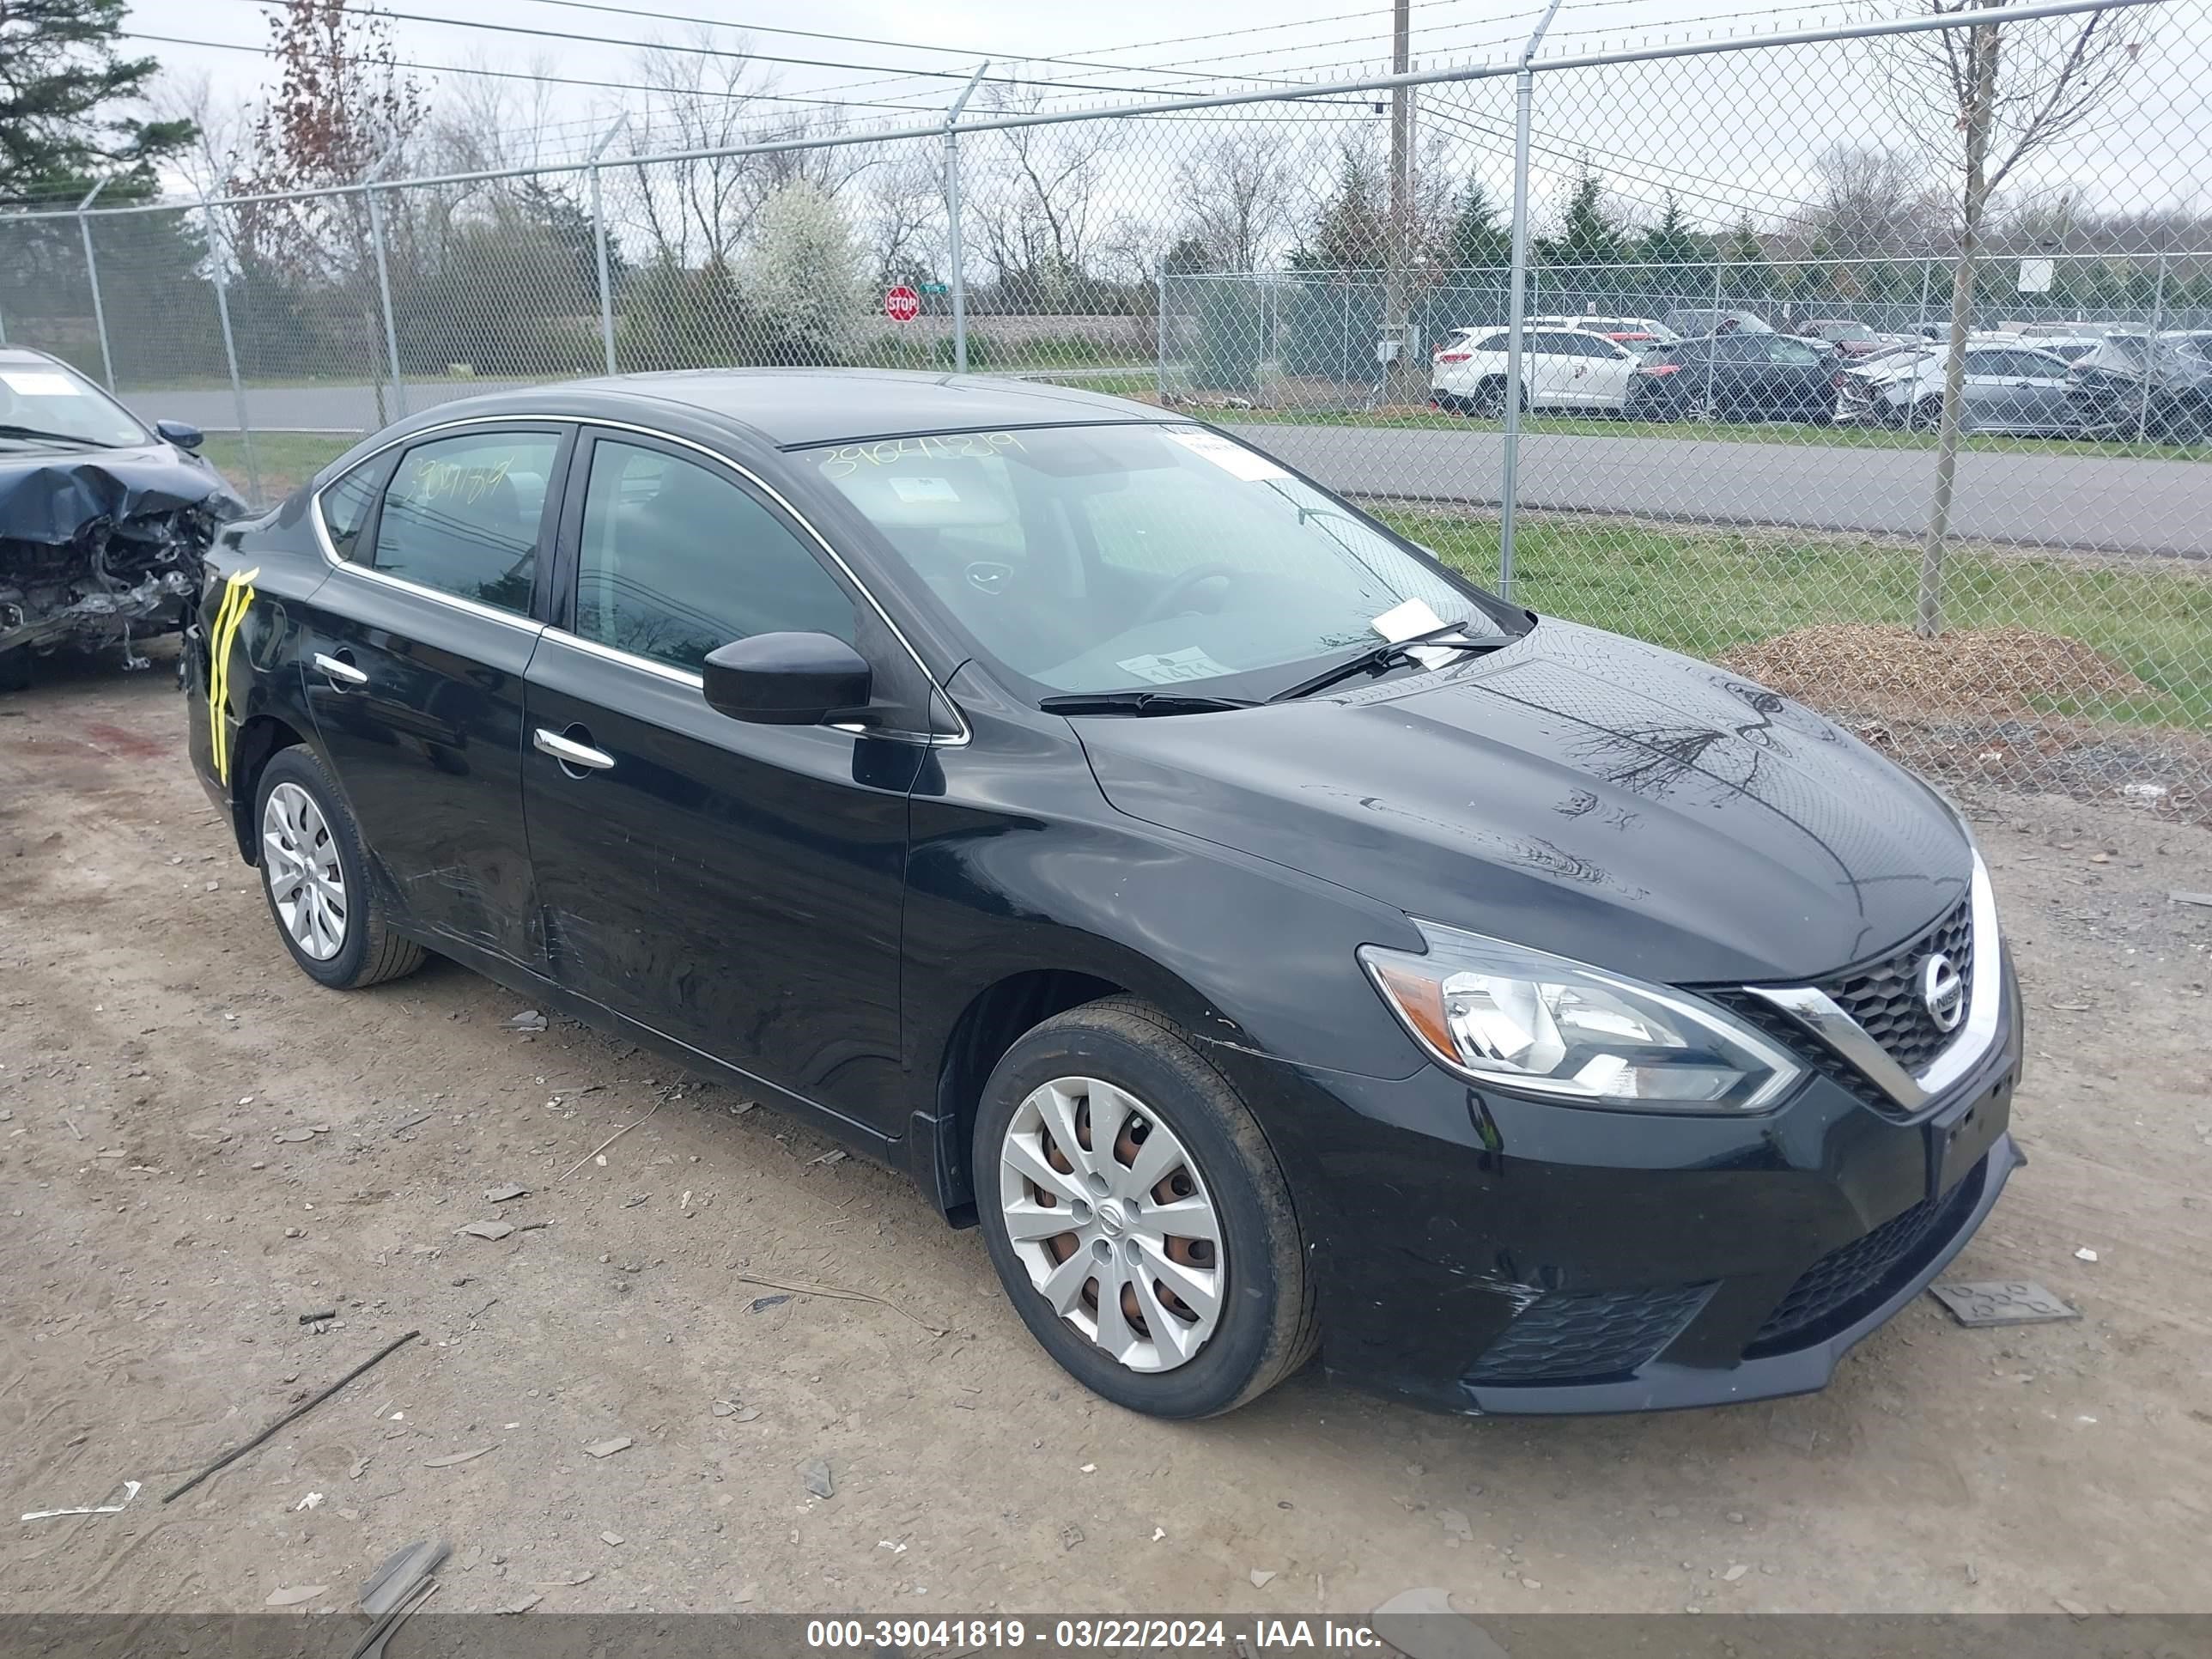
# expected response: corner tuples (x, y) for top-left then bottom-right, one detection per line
(589, 116), (627, 377)
(366, 184), (407, 421)
(2136, 244), (2169, 445)
(1497, 0), (1566, 600)
(1154, 261), (1168, 401)
(1705, 255), (1723, 416)
(201, 201), (261, 505)
(943, 62), (988, 375)
(76, 180), (116, 392)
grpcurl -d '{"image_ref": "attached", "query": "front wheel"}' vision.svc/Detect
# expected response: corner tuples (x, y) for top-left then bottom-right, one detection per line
(974, 997), (1318, 1418)
(254, 747), (425, 990)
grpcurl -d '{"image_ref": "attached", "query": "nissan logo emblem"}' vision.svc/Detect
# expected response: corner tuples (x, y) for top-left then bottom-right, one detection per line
(1920, 952), (1965, 1033)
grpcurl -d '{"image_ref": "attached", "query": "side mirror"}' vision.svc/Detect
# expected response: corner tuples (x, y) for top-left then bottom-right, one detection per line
(702, 632), (872, 726)
(155, 419), (204, 452)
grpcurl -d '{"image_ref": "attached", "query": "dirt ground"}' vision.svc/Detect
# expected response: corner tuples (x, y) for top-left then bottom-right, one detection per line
(3, 653), (2209, 1621)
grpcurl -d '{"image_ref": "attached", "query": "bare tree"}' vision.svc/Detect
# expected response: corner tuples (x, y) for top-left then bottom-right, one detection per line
(1877, 0), (2149, 635)
(428, 52), (563, 177)
(620, 30), (781, 270)
(1792, 144), (1945, 262)
(864, 147), (944, 286)
(146, 70), (246, 203)
(971, 86), (1121, 306)
(1176, 130), (1295, 274)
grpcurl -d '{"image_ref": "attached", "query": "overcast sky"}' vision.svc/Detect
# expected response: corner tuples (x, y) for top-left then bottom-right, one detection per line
(119, 0), (2209, 236)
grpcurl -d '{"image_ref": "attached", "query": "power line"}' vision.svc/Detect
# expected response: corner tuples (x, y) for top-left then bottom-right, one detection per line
(117, 29), (954, 121)
(1418, 103), (1824, 222)
(210, 0), (1230, 105)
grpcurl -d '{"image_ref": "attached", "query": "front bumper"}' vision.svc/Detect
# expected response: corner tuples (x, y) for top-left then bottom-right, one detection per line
(1212, 952), (2023, 1415)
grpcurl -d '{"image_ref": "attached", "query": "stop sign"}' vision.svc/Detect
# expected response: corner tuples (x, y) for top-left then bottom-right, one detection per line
(884, 284), (921, 323)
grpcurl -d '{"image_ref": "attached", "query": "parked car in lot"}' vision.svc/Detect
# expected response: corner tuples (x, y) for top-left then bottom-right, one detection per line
(186, 370), (2020, 1419)
(1630, 332), (1839, 423)
(1790, 319), (1903, 358)
(1661, 307), (1772, 338)
(1529, 314), (1682, 347)
(2067, 331), (2212, 441)
(1431, 325), (1640, 415)
(1838, 343), (2080, 435)
(2162, 328), (2212, 367)
(1, 346), (242, 692)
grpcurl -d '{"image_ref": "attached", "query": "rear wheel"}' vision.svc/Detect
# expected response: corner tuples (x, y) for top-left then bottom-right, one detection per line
(254, 747), (425, 990)
(974, 996), (1317, 1418)
(1470, 377), (1514, 419)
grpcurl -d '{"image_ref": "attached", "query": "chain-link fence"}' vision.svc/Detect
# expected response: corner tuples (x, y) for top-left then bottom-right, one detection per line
(3, 0), (2206, 807)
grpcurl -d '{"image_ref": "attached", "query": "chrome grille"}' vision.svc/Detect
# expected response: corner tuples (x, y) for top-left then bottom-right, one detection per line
(1817, 896), (1973, 1076)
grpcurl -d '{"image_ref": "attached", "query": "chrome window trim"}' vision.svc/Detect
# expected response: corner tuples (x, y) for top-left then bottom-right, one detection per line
(320, 558), (547, 634)
(307, 410), (971, 746)
(1745, 849), (2002, 1114)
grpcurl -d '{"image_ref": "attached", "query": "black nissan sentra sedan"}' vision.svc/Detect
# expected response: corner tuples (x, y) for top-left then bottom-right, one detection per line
(183, 370), (2020, 1419)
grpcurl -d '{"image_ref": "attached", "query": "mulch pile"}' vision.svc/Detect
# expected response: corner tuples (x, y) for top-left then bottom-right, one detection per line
(1722, 623), (2159, 720)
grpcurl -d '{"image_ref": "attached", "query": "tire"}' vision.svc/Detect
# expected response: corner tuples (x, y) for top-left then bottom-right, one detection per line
(1914, 395), (1944, 431)
(0, 648), (29, 695)
(973, 996), (1318, 1419)
(252, 746), (425, 990)
(1470, 377), (1512, 419)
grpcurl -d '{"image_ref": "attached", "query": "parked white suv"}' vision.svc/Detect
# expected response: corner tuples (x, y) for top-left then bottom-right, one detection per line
(1431, 325), (1641, 416)
(1530, 314), (1681, 346)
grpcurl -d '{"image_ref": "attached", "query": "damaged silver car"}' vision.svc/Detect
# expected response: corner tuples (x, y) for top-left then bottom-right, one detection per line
(1, 347), (244, 692)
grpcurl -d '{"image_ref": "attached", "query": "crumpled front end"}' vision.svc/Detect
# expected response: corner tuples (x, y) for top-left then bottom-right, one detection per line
(0, 452), (243, 670)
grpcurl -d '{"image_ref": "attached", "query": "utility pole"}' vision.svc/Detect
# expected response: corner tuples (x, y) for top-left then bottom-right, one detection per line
(1382, 0), (1418, 405)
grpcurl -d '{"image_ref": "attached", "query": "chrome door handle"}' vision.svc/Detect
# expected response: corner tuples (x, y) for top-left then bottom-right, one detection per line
(313, 652), (368, 687)
(533, 727), (615, 772)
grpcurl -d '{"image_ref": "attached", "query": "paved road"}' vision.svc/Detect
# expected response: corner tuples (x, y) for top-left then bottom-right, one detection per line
(1231, 422), (2212, 559)
(124, 381), (2210, 557)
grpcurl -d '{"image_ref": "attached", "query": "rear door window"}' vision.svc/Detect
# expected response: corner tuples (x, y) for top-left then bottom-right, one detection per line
(371, 430), (560, 617)
(316, 455), (393, 563)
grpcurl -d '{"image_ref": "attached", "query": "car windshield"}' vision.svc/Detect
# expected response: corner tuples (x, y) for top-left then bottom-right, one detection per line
(1761, 338), (1824, 366)
(0, 357), (149, 447)
(1820, 322), (1876, 342)
(809, 423), (1520, 699)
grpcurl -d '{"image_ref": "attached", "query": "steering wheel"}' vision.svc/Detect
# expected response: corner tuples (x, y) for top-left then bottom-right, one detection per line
(1135, 562), (1240, 628)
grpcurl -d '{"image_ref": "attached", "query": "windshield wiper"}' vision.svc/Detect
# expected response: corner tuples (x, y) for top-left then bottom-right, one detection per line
(0, 423), (103, 447)
(1267, 624), (1494, 703)
(1038, 690), (1258, 717)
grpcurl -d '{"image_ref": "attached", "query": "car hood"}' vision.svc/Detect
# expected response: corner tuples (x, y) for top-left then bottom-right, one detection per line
(1073, 620), (1970, 987)
(0, 441), (241, 544)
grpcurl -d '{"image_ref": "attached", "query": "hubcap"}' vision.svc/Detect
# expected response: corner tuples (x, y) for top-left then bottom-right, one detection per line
(997, 1076), (1225, 1374)
(262, 781), (348, 961)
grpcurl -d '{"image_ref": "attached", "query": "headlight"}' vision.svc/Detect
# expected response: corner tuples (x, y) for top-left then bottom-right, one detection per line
(1359, 921), (1804, 1112)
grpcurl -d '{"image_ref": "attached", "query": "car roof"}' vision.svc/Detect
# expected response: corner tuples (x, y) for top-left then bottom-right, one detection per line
(457, 368), (1176, 450)
(0, 346), (64, 368)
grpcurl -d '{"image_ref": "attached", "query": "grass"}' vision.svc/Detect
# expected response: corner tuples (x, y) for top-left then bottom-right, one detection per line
(1233, 405), (2210, 465)
(1376, 507), (2212, 732)
(202, 430), (356, 506)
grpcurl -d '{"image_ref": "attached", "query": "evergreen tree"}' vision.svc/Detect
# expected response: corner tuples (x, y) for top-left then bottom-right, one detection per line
(1637, 195), (1707, 267)
(1538, 165), (1631, 270)
(1720, 212), (1768, 269)
(0, 0), (195, 207)
(1443, 179), (1511, 271)
(1290, 143), (1389, 272)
